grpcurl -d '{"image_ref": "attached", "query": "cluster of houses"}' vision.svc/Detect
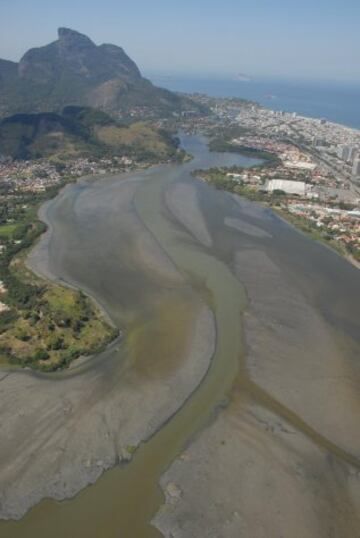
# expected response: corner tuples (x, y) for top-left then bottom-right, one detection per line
(223, 137), (359, 259)
(225, 132), (354, 202)
(0, 156), (135, 194)
(232, 135), (312, 163)
(288, 203), (360, 251)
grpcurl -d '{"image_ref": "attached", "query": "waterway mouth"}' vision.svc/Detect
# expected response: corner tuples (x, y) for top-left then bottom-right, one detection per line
(1, 135), (360, 537)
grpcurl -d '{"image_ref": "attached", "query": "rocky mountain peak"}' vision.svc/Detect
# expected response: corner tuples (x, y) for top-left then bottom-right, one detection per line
(0, 29), (192, 118)
(57, 27), (95, 48)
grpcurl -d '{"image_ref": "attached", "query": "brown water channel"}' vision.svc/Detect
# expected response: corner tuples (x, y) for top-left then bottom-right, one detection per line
(2, 135), (360, 537)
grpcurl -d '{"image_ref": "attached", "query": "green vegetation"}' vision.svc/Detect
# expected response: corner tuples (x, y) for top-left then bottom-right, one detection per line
(0, 224), (20, 237)
(0, 183), (118, 371)
(195, 166), (358, 264)
(274, 209), (347, 257)
(95, 121), (182, 163)
(207, 124), (281, 167)
(0, 107), (182, 162)
(209, 138), (281, 167)
(195, 167), (284, 203)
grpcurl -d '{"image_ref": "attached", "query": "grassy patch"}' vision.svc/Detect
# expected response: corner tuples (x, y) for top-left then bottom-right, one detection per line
(96, 122), (179, 162)
(0, 184), (118, 371)
(0, 223), (20, 237)
(0, 282), (117, 371)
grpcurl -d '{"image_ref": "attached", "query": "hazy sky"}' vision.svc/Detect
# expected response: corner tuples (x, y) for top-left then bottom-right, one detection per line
(1, 0), (359, 81)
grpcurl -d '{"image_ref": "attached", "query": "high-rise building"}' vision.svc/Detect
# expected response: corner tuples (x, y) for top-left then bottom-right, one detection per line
(338, 145), (359, 163)
(352, 157), (360, 177)
(338, 145), (351, 161)
(313, 136), (323, 147)
(348, 146), (358, 163)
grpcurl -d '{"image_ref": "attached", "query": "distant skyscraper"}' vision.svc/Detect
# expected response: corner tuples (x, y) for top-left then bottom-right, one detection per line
(352, 157), (360, 177)
(338, 145), (351, 161)
(348, 146), (358, 163)
(338, 145), (359, 163)
(313, 136), (323, 147)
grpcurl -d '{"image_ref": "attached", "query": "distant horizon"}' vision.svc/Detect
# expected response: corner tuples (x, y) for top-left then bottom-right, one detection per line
(146, 71), (360, 130)
(145, 70), (360, 86)
(1, 0), (359, 83)
(2, 35), (360, 87)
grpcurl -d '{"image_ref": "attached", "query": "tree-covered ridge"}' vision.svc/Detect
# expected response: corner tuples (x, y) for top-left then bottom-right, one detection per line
(0, 106), (182, 162)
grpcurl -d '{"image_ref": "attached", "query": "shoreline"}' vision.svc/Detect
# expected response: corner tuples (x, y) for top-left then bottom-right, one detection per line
(0, 157), (217, 522)
(0, 158), (181, 373)
(175, 79), (360, 132)
(193, 172), (360, 271)
(27, 195), (118, 330)
(0, 303), (216, 522)
(0, 174), (119, 373)
(1, 133), (359, 536)
(272, 206), (360, 270)
(153, 207), (360, 537)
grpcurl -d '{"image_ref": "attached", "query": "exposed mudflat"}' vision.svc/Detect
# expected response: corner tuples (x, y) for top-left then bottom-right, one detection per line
(224, 216), (272, 238)
(153, 191), (360, 538)
(1, 135), (359, 537)
(165, 182), (213, 247)
(154, 400), (360, 538)
(0, 173), (216, 520)
(0, 304), (215, 521)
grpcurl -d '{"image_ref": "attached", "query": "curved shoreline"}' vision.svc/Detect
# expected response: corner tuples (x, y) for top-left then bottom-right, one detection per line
(1, 134), (359, 537)
(0, 158), (218, 522)
(27, 181), (117, 329)
(272, 206), (360, 270)
(0, 304), (216, 521)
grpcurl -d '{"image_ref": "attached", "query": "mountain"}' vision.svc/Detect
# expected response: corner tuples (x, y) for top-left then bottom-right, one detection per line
(0, 106), (181, 162)
(0, 28), (198, 118)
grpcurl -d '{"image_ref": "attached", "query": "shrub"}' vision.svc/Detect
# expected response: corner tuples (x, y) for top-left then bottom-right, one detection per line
(33, 348), (49, 361)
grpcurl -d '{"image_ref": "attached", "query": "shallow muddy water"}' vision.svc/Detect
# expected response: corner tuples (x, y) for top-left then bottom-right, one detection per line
(2, 135), (360, 537)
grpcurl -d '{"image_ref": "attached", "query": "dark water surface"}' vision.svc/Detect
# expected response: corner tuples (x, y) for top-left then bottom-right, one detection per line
(2, 135), (360, 537)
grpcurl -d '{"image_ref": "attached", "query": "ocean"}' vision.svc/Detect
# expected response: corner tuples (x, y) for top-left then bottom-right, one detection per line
(147, 74), (360, 130)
